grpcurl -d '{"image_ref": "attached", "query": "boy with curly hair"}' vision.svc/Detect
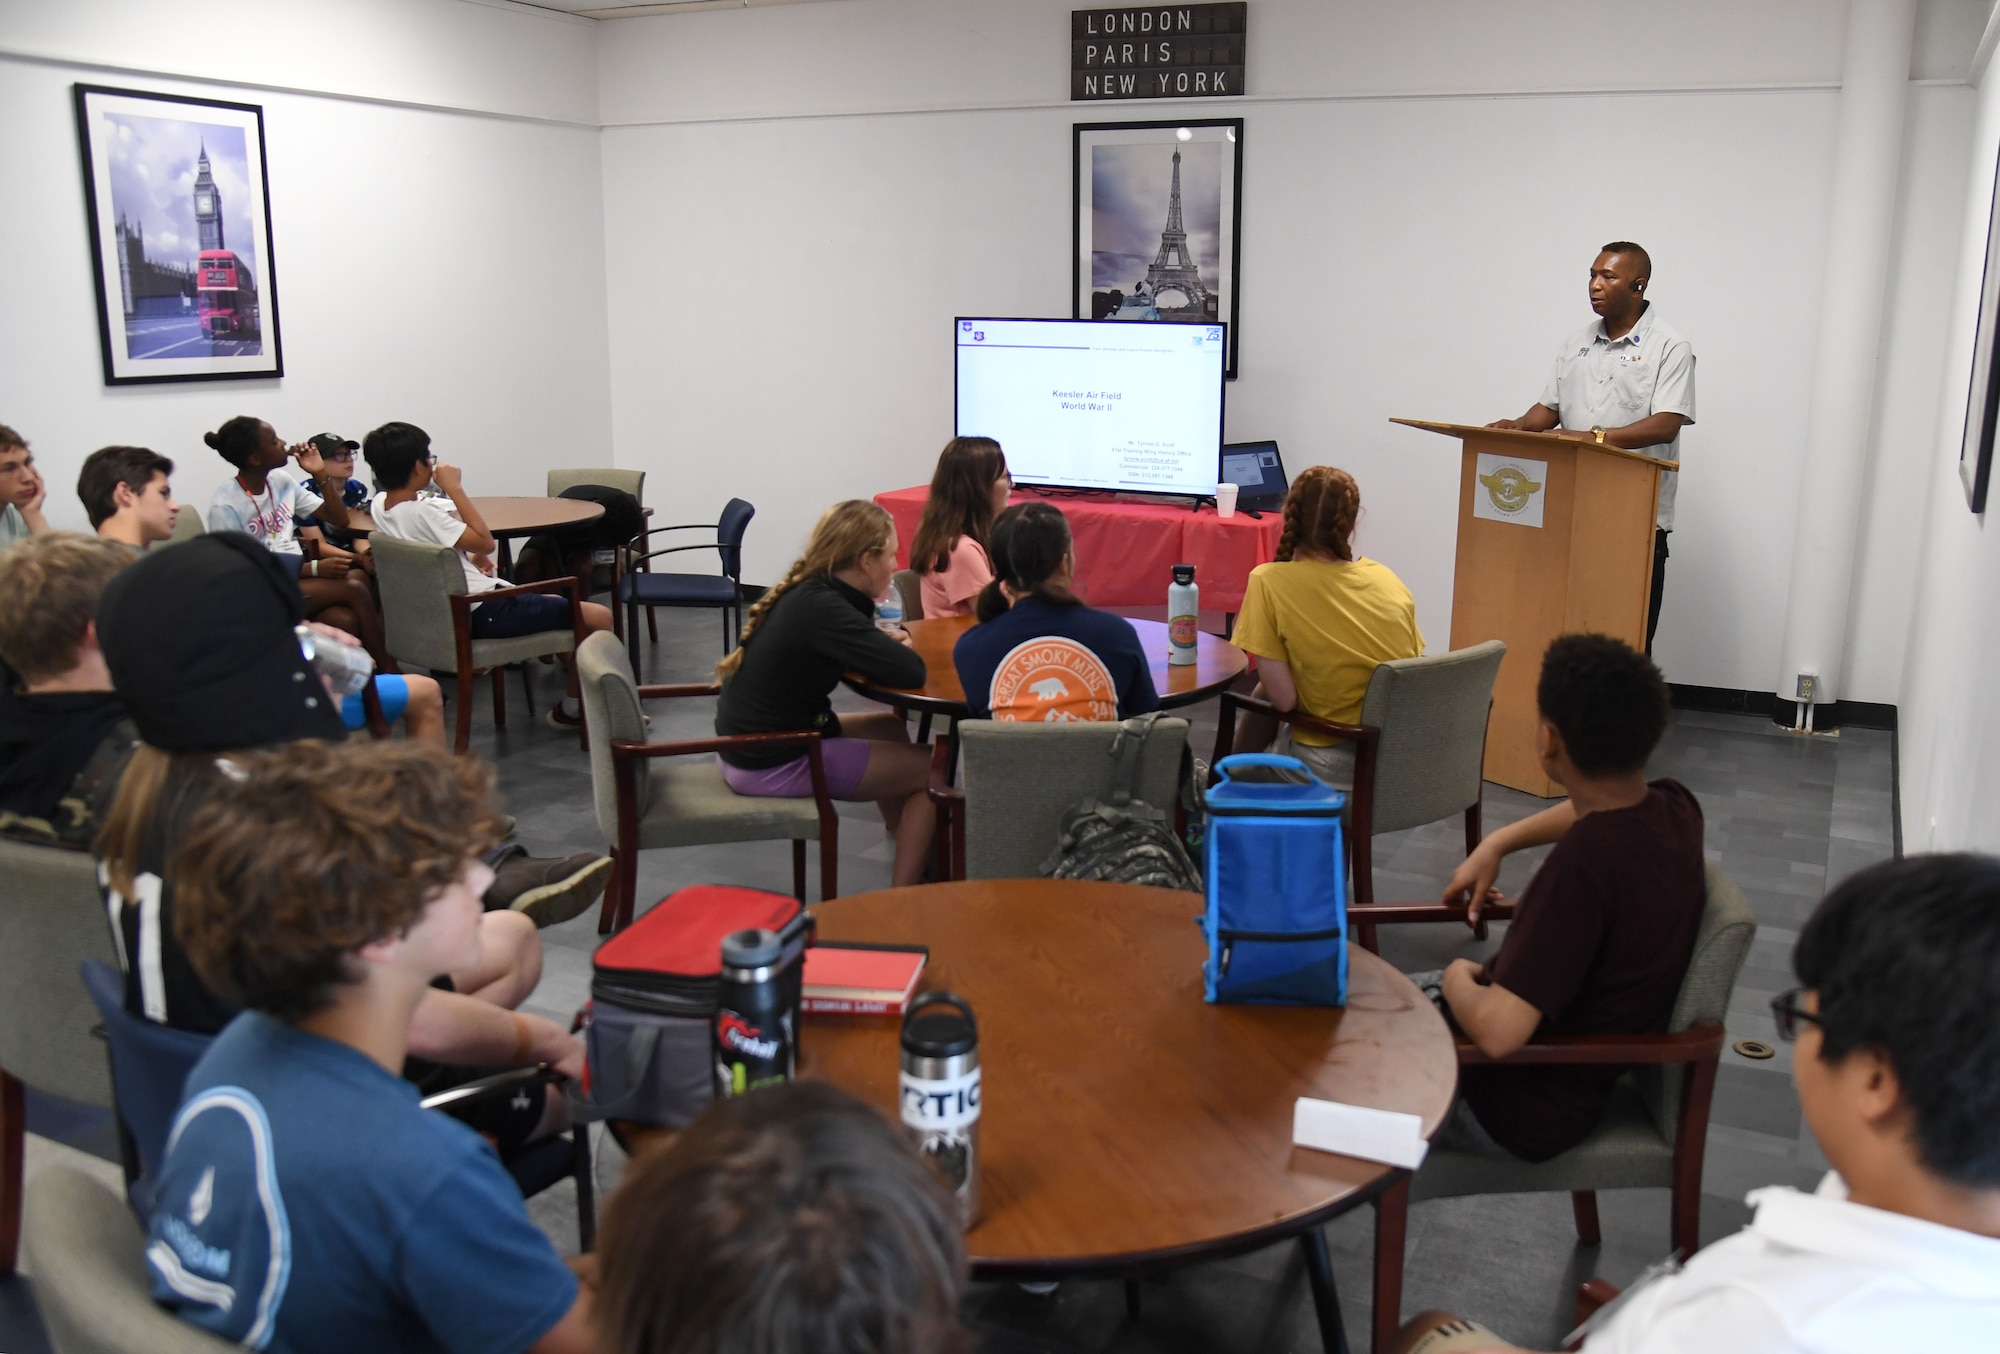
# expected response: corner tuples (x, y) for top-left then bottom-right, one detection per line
(146, 739), (594, 1354)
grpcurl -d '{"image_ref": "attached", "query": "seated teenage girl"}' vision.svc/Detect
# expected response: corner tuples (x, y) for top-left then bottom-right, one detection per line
(952, 502), (1159, 723)
(203, 415), (388, 665)
(1229, 465), (1424, 787)
(910, 436), (1012, 618)
(713, 500), (934, 887)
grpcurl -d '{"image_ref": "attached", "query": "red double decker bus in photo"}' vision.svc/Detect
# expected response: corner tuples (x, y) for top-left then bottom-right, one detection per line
(196, 250), (260, 338)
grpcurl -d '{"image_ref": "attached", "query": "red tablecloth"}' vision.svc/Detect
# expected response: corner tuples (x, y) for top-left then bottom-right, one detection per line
(875, 486), (1283, 612)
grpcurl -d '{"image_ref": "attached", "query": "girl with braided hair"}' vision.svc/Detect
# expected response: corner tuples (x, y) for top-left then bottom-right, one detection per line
(1229, 466), (1424, 787)
(952, 502), (1158, 724)
(713, 501), (934, 886)
(910, 436), (1013, 618)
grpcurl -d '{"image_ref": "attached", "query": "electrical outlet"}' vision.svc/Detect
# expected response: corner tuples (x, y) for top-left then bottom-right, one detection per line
(1795, 672), (1818, 703)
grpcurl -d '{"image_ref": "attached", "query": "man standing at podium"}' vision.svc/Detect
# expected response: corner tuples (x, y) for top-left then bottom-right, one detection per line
(1489, 242), (1695, 651)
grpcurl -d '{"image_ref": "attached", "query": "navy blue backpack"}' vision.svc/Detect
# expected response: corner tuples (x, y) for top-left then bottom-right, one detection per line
(1201, 753), (1348, 1005)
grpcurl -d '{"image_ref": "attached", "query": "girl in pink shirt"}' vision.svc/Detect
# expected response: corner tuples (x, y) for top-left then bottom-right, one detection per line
(910, 437), (1012, 618)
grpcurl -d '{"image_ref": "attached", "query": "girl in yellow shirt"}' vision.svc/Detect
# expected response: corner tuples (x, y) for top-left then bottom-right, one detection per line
(1229, 466), (1424, 787)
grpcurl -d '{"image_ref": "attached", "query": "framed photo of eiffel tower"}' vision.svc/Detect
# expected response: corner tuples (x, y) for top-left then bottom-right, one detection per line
(1074, 118), (1243, 378)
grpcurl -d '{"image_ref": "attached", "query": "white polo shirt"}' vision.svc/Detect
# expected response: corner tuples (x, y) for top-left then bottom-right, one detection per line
(1583, 1172), (2000, 1353)
(1539, 305), (1696, 531)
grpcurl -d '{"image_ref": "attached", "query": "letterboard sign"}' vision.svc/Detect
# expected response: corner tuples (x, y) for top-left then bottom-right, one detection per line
(1072, 4), (1247, 101)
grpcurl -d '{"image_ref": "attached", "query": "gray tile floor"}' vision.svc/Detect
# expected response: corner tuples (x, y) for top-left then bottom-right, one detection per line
(2, 608), (1897, 1353)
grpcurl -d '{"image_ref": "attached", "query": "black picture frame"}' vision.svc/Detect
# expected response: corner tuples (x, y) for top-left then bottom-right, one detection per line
(1960, 138), (2000, 513)
(1074, 117), (1244, 379)
(73, 84), (284, 386)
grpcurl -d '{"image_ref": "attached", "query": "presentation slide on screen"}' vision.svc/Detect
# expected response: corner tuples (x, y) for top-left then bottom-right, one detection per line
(955, 319), (1224, 496)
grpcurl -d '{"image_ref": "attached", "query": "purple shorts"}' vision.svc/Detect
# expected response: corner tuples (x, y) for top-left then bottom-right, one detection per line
(719, 737), (872, 800)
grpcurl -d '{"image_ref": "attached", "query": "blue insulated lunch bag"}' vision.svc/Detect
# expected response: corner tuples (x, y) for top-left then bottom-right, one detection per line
(1201, 753), (1348, 1005)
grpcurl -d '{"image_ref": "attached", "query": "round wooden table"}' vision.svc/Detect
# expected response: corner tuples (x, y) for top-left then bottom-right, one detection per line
(844, 614), (1248, 718)
(804, 879), (1456, 1347)
(342, 495), (603, 576)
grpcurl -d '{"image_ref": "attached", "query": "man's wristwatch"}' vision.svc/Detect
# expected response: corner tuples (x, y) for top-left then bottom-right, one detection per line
(1590, 425), (1607, 444)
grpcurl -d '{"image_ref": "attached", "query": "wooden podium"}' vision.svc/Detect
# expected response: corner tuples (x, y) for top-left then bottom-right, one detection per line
(1394, 418), (1676, 797)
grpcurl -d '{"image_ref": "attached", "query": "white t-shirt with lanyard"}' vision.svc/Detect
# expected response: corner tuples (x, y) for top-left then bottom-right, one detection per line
(207, 467), (323, 556)
(367, 492), (506, 609)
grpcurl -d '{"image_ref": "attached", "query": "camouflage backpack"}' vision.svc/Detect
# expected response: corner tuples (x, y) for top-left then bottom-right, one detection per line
(1037, 714), (1203, 893)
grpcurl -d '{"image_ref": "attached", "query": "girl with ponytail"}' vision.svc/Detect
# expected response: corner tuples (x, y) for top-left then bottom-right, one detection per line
(714, 501), (935, 886)
(952, 502), (1158, 723)
(203, 415), (390, 666)
(1228, 465), (1424, 786)
(909, 436), (1012, 617)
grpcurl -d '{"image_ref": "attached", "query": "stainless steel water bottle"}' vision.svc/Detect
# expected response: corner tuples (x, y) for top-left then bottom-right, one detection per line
(900, 991), (980, 1225)
(1167, 563), (1199, 665)
(714, 928), (797, 1098)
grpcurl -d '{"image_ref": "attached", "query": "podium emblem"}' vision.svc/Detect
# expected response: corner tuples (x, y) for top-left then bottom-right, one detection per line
(1473, 454), (1547, 528)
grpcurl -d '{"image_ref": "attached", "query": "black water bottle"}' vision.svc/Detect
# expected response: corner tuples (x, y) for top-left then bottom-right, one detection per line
(714, 928), (796, 1098)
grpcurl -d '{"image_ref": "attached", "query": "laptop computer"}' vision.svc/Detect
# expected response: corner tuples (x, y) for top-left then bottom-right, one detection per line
(1220, 440), (1290, 513)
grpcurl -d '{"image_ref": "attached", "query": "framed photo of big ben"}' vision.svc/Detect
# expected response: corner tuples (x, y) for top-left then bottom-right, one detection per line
(74, 85), (284, 385)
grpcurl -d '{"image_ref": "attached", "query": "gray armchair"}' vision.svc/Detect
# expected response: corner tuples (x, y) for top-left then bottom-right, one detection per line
(23, 1165), (238, 1354)
(1212, 640), (1506, 950)
(547, 468), (646, 629)
(0, 839), (119, 1275)
(930, 718), (1189, 880)
(575, 632), (837, 933)
(1369, 862), (1756, 1338)
(369, 534), (587, 753)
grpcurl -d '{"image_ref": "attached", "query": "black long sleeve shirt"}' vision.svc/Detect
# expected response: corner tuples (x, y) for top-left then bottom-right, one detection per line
(715, 575), (927, 769)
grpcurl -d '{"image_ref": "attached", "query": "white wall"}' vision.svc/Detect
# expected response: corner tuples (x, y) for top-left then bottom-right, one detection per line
(1898, 43), (2000, 853)
(597, 0), (1983, 699)
(0, 0), (613, 532)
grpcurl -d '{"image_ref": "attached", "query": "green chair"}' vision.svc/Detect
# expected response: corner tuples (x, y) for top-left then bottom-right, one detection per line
(575, 631), (837, 933)
(930, 718), (1189, 881)
(23, 1165), (239, 1354)
(1368, 863), (1756, 1339)
(369, 535), (586, 753)
(1213, 640), (1506, 950)
(0, 838), (120, 1275)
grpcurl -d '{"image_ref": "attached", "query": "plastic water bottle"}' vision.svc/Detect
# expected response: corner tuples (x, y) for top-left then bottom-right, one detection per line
(875, 588), (904, 633)
(901, 991), (980, 1225)
(1168, 563), (1198, 665)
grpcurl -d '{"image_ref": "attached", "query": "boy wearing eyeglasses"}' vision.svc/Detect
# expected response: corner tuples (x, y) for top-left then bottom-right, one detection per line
(297, 431), (372, 574)
(1390, 853), (2000, 1352)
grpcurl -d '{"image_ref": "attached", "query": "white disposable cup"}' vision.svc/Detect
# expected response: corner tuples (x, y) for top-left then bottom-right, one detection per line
(1216, 483), (1239, 518)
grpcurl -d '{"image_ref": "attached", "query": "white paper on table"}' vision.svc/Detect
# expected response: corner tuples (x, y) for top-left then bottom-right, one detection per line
(1292, 1097), (1430, 1169)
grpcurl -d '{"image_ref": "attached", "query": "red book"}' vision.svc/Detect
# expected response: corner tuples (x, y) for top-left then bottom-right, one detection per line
(801, 943), (927, 1015)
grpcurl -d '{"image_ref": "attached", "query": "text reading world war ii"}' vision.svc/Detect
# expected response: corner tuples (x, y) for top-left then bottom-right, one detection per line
(1071, 4), (1246, 101)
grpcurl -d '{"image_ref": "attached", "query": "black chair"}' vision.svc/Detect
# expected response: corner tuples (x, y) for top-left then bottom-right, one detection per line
(81, 959), (597, 1250)
(617, 498), (754, 657)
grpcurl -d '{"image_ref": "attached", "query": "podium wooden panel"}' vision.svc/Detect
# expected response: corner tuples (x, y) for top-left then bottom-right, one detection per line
(1394, 418), (1674, 797)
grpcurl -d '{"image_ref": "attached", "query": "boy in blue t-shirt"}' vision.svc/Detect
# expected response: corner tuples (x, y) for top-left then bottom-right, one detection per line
(951, 501), (1159, 722)
(146, 739), (594, 1354)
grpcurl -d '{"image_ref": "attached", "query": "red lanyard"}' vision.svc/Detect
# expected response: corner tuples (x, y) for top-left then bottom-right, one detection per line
(236, 474), (279, 536)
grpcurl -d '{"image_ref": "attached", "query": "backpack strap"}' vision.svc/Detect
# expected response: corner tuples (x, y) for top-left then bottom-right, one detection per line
(1105, 712), (1161, 808)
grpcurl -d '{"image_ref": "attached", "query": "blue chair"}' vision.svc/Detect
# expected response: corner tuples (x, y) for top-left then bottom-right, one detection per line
(617, 497), (754, 658)
(80, 960), (596, 1249)
(80, 958), (209, 1217)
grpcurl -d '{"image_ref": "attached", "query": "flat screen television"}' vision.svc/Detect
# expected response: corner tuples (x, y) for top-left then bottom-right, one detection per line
(954, 317), (1226, 497)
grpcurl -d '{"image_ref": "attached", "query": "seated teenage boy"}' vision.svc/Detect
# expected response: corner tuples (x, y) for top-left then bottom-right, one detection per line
(78, 444), (181, 551)
(0, 533), (137, 848)
(361, 421), (614, 727)
(1425, 633), (1704, 1163)
(1389, 852), (2000, 1353)
(148, 738), (595, 1354)
(0, 424), (52, 550)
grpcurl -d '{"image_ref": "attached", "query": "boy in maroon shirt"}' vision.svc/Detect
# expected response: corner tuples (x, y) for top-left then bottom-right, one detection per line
(1426, 633), (1704, 1163)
